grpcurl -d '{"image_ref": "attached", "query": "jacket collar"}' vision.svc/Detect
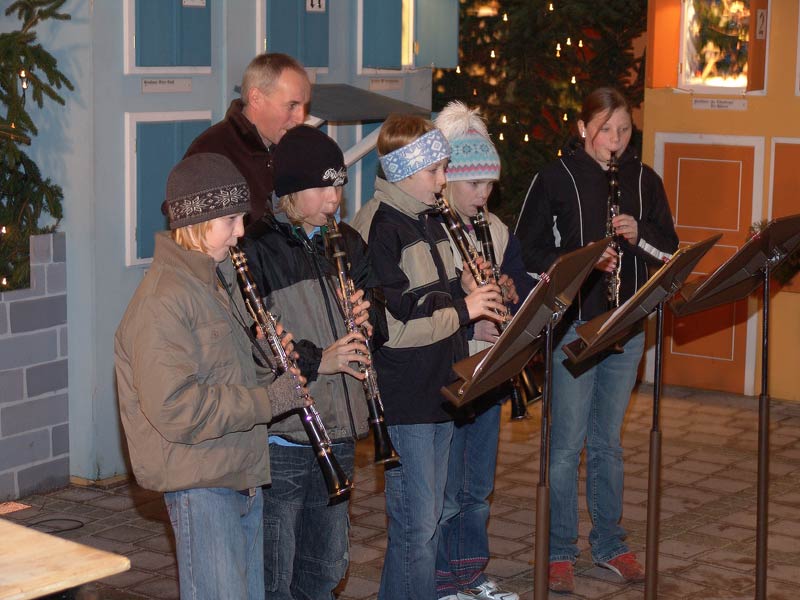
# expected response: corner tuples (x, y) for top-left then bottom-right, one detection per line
(153, 231), (219, 288)
(374, 177), (436, 218)
(225, 99), (270, 154)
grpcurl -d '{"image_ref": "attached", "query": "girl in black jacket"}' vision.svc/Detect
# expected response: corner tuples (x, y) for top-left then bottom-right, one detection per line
(515, 87), (678, 593)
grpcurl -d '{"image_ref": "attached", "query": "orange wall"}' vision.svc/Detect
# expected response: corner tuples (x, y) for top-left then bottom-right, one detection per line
(643, 1), (800, 401)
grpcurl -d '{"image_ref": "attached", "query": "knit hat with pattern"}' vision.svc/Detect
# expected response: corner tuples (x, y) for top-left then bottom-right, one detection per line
(162, 153), (250, 230)
(434, 101), (501, 182)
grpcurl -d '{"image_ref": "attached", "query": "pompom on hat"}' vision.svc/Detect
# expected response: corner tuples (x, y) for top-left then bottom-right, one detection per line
(161, 153), (250, 230)
(434, 101), (501, 182)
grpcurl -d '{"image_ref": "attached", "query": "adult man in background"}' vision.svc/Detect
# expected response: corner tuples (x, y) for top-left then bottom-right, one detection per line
(185, 52), (311, 224)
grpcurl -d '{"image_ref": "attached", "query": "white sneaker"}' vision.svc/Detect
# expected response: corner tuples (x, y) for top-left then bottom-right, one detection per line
(439, 596), (460, 600)
(456, 580), (519, 600)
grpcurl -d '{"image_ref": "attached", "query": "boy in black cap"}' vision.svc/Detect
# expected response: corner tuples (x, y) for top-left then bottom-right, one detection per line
(115, 153), (310, 600)
(241, 125), (379, 599)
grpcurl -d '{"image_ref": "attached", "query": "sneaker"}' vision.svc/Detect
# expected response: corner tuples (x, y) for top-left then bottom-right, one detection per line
(596, 551), (645, 582)
(548, 561), (575, 593)
(457, 580), (519, 600)
(440, 596), (461, 600)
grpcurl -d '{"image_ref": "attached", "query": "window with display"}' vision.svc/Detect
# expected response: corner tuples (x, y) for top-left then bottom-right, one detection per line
(680, 0), (752, 89)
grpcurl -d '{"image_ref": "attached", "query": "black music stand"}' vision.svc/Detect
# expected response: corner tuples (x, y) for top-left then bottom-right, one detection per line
(441, 239), (608, 600)
(563, 234), (720, 600)
(669, 213), (800, 600)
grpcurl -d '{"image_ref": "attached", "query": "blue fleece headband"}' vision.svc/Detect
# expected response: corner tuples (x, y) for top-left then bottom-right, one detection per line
(379, 129), (451, 182)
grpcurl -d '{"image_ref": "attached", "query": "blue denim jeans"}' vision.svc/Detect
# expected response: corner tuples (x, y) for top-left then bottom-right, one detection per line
(262, 441), (354, 600)
(164, 487), (264, 600)
(549, 322), (644, 564)
(436, 403), (501, 596)
(379, 421), (454, 600)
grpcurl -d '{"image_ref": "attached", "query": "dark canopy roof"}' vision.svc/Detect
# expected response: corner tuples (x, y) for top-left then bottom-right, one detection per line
(309, 83), (429, 122)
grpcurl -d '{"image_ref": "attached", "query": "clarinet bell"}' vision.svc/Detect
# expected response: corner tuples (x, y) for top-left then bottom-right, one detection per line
(520, 364), (543, 404)
(317, 447), (353, 506)
(372, 417), (401, 470)
(509, 375), (529, 420)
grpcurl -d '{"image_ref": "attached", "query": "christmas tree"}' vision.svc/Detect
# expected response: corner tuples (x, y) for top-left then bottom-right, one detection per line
(0, 0), (72, 290)
(433, 0), (646, 224)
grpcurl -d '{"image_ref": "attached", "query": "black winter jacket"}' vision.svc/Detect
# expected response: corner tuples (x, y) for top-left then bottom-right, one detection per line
(241, 216), (382, 442)
(515, 142), (679, 323)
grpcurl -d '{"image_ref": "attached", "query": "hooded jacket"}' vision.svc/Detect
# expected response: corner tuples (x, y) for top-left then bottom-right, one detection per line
(515, 142), (679, 323)
(115, 232), (297, 492)
(241, 217), (375, 442)
(184, 100), (274, 225)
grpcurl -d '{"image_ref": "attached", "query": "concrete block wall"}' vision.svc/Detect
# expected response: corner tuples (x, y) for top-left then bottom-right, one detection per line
(0, 233), (69, 500)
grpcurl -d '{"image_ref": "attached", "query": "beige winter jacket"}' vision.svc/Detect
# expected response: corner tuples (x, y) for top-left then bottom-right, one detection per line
(114, 232), (295, 492)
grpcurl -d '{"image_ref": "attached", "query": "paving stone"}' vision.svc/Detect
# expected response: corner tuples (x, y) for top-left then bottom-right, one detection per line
(97, 569), (156, 589)
(484, 556), (531, 578)
(655, 573), (708, 597)
(693, 522), (755, 542)
(660, 538), (714, 559)
(767, 532), (800, 554)
(694, 477), (752, 493)
(349, 523), (384, 542)
(663, 466), (710, 485)
(134, 533), (175, 554)
(130, 577), (179, 600)
(87, 494), (140, 511)
(681, 564), (755, 592)
(94, 524), (158, 543)
(349, 543), (384, 564)
(768, 519), (800, 537)
(487, 517), (533, 540)
(338, 574), (383, 599)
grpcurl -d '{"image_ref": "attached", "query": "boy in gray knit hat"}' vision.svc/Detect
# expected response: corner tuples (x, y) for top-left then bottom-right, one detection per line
(115, 153), (309, 600)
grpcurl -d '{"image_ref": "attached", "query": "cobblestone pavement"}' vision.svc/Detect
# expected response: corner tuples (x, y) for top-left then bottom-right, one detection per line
(4, 384), (800, 599)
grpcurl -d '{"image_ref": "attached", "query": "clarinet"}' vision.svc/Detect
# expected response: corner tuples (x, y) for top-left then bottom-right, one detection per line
(606, 152), (624, 308)
(472, 208), (529, 420)
(228, 247), (352, 503)
(324, 218), (400, 469)
(434, 195), (508, 325)
(472, 208), (504, 314)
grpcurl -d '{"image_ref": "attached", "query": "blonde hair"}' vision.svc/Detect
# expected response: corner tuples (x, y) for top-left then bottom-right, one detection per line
(171, 221), (213, 254)
(276, 193), (305, 225)
(377, 114), (436, 156)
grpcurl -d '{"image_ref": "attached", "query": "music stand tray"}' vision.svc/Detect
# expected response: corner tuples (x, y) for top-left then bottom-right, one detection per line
(671, 213), (800, 317)
(564, 234), (722, 364)
(442, 239), (609, 408)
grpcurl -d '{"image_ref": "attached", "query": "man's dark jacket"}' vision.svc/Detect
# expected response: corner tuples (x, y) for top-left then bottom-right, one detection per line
(185, 99), (273, 224)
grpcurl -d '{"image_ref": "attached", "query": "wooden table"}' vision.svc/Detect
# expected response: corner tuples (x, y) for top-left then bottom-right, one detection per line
(0, 518), (130, 600)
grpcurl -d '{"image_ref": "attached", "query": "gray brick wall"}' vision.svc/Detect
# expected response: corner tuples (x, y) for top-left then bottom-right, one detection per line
(0, 233), (69, 501)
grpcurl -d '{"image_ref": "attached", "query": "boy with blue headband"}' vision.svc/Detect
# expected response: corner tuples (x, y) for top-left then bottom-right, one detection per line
(352, 114), (505, 600)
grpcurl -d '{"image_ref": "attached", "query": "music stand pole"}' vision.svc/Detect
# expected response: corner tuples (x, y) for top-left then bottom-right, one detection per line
(533, 316), (555, 600)
(645, 302), (664, 599)
(755, 263), (771, 600)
